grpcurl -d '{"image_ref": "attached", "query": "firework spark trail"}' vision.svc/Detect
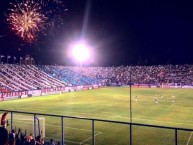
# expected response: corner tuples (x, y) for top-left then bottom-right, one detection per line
(7, 0), (47, 42)
(7, 0), (67, 42)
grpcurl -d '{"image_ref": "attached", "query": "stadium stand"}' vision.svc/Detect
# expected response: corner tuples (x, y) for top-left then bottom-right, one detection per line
(65, 65), (193, 86)
(39, 65), (99, 86)
(1, 64), (193, 94)
(0, 64), (66, 93)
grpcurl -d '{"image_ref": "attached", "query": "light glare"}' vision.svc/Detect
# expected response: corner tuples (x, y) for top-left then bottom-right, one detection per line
(72, 43), (90, 63)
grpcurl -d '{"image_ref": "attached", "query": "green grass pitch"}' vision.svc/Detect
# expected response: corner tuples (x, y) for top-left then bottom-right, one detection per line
(1, 87), (193, 145)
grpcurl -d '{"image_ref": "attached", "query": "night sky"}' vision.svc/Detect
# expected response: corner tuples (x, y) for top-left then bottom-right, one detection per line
(0, 0), (193, 66)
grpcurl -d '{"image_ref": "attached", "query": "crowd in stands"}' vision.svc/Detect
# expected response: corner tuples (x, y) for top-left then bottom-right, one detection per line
(1, 64), (193, 93)
(44, 65), (193, 86)
(0, 64), (66, 93)
(0, 127), (60, 145)
(39, 65), (99, 86)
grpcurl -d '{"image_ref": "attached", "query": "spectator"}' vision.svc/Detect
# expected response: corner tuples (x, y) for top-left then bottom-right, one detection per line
(9, 129), (16, 145)
(49, 139), (55, 145)
(0, 127), (8, 145)
(27, 134), (33, 143)
(1, 112), (9, 128)
(35, 135), (44, 145)
(20, 129), (27, 145)
(30, 139), (35, 145)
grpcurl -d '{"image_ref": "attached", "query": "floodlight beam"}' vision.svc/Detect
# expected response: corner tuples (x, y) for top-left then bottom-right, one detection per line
(71, 42), (91, 67)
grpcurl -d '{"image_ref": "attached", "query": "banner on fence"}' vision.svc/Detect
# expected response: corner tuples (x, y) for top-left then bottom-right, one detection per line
(0, 91), (28, 100)
(0, 85), (99, 100)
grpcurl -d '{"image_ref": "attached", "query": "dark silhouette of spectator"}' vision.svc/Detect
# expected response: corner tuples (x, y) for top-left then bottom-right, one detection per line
(30, 139), (35, 145)
(15, 133), (21, 145)
(20, 129), (27, 144)
(49, 139), (55, 145)
(9, 129), (16, 145)
(0, 127), (8, 145)
(35, 135), (44, 145)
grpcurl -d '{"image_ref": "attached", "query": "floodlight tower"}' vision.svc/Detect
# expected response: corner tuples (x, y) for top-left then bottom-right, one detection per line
(71, 42), (91, 67)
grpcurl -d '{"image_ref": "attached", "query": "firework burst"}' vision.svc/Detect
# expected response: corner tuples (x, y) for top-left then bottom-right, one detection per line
(41, 0), (67, 28)
(7, 0), (47, 42)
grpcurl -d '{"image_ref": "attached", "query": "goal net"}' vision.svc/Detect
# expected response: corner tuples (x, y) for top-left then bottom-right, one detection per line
(7, 114), (45, 137)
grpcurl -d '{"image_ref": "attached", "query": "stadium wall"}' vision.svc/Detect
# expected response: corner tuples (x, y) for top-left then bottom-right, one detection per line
(133, 83), (193, 88)
(1, 84), (193, 101)
(0, 85), (100, 101)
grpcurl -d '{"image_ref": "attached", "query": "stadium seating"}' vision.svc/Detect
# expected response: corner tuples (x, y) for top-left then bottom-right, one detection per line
(1, 64), (193, 93)
(0, 64), (66, 92)
(39, 65), (99, 86)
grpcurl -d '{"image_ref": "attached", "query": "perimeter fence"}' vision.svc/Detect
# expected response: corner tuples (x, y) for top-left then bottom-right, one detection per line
(1, 109), (193, 145)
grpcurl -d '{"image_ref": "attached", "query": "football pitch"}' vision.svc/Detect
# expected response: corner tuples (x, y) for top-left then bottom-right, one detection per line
(1, 87), (193, 145)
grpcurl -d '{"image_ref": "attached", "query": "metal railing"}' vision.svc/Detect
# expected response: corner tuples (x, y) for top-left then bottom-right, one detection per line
(1, 109), (193, 145)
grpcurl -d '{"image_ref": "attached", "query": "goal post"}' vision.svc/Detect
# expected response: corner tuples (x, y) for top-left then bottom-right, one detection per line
(35, 117), (45, 137)
(6, 114), (45, 138)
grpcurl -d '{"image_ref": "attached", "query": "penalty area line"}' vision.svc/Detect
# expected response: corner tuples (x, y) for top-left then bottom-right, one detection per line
(44, 137), (80, 145)
(80, 131), (102, 145)
(186, 132), (193, 145)
(13, 120), (102, 133)
(9, 107), (124, 118)
(8, 111), (193, 126)
(13, 120), (103, 145)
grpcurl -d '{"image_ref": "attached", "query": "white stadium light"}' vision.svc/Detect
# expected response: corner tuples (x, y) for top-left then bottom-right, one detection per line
(71, 42), (91, 66)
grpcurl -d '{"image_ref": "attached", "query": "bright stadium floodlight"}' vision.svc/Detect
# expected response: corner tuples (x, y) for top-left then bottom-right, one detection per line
(71, 42), (91, 67)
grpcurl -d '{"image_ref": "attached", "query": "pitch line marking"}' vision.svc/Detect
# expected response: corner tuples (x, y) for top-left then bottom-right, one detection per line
(86, 111), (193, 126)
(132, 117), (193, 126)
(8, 107), (124, 118)
(102, 112), (122, 117)
(8, 108), (193, 126)
(8, 107), (126, 118)
(44, 137), (80, 144)
(13, 120), (103, 145)
(45, 123), (102, 133)
(13, 119), (102, 133)
(186, 132), (193, 145)
(80, 131), (102, 145)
